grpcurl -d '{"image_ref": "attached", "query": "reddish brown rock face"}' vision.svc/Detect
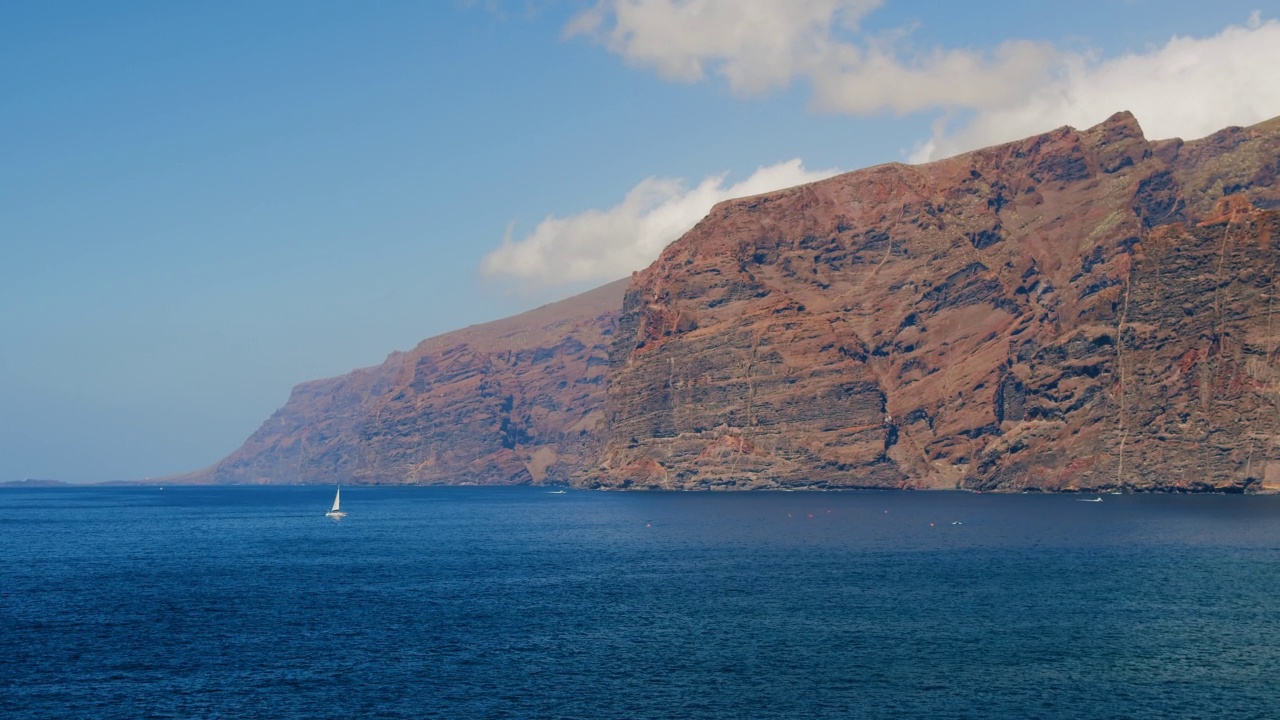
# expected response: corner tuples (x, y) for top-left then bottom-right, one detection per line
(193, 112), (1280, 492)
(596, 112), (1280, 492)
(188, 280), (625, 485)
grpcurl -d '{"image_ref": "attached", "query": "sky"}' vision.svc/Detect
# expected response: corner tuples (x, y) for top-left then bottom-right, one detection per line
(2, 0), (1278, 483)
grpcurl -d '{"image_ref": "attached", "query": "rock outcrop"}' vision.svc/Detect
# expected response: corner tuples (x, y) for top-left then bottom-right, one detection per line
(596, 112), (1280, 492)
(186, 280), (625, 485)
(193, 112), (1280, 492)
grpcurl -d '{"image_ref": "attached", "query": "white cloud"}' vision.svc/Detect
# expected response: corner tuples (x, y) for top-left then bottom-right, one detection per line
(565, 0), (881, 92)
(480, 160), (839, 288)
(568, 2), (1280, 162)
(914, 18), (1280, 161)
(566, 0), (1057, 113)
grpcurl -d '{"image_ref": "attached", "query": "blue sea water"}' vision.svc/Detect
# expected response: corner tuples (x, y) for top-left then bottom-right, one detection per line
(2, 487), (1280, 719)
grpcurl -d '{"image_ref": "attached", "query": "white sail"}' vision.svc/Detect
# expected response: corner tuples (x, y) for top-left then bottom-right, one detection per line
(326, 486), (346, 517)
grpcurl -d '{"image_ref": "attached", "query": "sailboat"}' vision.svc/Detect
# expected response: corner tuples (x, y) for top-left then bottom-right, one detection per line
(325, 486), (347, 518)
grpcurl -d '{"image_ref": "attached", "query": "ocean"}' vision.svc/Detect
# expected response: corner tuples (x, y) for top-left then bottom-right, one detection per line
(3, 486), (1279, 719)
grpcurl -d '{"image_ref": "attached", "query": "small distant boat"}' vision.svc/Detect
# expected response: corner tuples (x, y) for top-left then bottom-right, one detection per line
(1079, 497), (1103, 503)
(325, 487), (347, 518)
(547, 489), (567, 494)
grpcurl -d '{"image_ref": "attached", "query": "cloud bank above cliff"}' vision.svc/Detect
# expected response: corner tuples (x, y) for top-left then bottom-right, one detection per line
(569, 2), (1280, 161)
(912, 14), (1280, 162)
(480, 160), (838, 288)
(565, 0), (1056, 115)
(482, 2), (1279, 290)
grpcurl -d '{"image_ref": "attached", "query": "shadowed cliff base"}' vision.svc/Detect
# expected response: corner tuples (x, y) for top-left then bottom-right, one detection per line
(187, 111), (1280, 492)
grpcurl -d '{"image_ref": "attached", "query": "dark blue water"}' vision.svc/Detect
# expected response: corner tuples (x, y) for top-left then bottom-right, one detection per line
(3, 487), (1280, 719)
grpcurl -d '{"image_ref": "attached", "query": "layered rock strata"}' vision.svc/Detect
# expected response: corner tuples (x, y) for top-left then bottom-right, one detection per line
(596, 112), (1280, 491)
(194, 112), (1280, 492)
(187, 280), (625, 485)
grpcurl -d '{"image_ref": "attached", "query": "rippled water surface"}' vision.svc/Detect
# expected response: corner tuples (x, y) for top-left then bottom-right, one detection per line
(3, 486), (1280, 719)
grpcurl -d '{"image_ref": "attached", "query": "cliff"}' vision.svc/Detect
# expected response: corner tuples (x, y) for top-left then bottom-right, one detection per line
(597, 112), (1280, 492)
(193, 111), (1280, 492)
(186, 280), (626, 485)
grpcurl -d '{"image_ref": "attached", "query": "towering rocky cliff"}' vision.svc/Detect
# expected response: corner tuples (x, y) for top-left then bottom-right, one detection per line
(597, 112), (1280, 492)
(186, 280), (625, 485)
(194, 111), (1280, 491)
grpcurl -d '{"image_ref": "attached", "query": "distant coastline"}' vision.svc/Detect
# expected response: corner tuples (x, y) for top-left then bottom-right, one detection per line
(0, 478), (144, 488)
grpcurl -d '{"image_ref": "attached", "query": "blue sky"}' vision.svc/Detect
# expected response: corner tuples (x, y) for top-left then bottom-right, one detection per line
(2, 0), (1277, 483)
